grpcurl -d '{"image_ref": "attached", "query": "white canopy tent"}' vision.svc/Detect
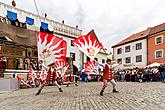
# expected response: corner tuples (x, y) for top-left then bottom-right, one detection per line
(147, 62), (161, 67)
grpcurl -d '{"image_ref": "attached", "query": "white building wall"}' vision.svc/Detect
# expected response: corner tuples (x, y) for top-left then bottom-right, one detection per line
(113, 39), (147, 69)
(95, 53), (108, 64)
(83, 53), (109, 65)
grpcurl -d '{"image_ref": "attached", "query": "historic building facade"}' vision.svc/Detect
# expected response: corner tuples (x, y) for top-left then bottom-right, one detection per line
(94, 48), (110, 64)
(147, 23), (165, 65)
(112, 29), (149, 69)
(0, 2), (83, 69)
(112, 23), (165, 69)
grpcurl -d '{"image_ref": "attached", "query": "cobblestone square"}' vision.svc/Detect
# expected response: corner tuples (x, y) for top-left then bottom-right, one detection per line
(0, 82), (165, 110)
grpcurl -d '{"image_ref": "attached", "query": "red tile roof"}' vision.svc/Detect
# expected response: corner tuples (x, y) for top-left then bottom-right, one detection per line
(112, 22), (165, 48)
(149, 23), (165, 35)
(112, 28), (151, 48)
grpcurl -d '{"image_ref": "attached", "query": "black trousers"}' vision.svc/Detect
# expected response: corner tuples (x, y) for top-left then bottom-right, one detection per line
(75, 76), (79, 83)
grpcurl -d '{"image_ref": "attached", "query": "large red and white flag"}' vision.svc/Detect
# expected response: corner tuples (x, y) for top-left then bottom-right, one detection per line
(72, 30), (103, 60)
(84, 60), (99, 75)
(36, 32), (67, 66)
(54, 60), (70, 77)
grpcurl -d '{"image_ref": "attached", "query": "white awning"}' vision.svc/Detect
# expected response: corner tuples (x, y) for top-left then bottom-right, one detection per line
(147, 62), (161, 67)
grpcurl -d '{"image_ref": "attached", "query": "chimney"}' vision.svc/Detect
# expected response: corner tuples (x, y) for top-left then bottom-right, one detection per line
(12, 0), (16, 7)
(44, 13), (47, 18)
(76, 25), (78, 29)
(62, 20), (64, 24)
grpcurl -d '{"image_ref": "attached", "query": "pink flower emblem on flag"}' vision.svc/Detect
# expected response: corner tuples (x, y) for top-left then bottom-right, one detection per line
(54, 60), (70, 77)
(72, 30), (103, 60)
(37, 32), (67, 66)
(84, 60), (99, 75)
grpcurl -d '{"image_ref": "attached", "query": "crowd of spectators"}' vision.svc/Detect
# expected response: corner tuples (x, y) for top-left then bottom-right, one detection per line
(114, 65), (165, 83)
(80, 64), (165, 83)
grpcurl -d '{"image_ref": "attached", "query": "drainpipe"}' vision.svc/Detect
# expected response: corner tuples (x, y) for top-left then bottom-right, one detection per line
(146, 27), (151, 66)
(146, 36), (148, 65)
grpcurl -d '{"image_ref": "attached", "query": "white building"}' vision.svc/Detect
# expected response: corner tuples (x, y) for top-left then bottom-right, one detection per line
(82, 48), (110, 64)
(95, 48), (110, 64)
(112, 28), (150, 69)
(0, 2), (83, 69)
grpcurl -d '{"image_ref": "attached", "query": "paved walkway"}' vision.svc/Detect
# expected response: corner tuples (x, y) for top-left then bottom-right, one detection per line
(0, 82), (165, 110)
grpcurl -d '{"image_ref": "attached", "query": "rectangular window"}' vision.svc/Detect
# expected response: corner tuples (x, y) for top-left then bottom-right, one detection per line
(94, 58), (98, 61)
(117, 58), (122, 64)
(125, 57), (131, 63)
(71, 40), (74, 46)
(155, 36), (163, 45)
(136, 43), (142, 50)
(87, 56), (90, 61)
(155, 50), (163, 58)
(125, 46), (130, 53)
(102, 59), (105, 63)
(117, 48), (122, 54)
(70, 52), (75, 61)
(136, 55), (142, 62)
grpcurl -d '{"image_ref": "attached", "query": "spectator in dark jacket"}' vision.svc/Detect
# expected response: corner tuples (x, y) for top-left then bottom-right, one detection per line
(158, 65), (165, 83)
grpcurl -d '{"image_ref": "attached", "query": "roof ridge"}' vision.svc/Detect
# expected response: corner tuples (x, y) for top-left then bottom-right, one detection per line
(149, 22), (165, 35)
(112, 28), (150, 48)
(151, 22), (165, 28)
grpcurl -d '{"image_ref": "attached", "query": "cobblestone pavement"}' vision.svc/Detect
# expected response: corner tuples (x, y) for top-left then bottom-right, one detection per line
(0, 82), (165, 110)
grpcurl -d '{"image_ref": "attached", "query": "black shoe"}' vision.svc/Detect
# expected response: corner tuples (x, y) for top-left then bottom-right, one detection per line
(35, 89), (41, 95)
(59, 88), (63, 92)
(113, 89), (119, 93)
(75, 84), (78, 86)
(100, 90), (104, 96)
(66, 85), (68, 87)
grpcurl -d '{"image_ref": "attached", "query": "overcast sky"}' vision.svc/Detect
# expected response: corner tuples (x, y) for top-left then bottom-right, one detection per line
(1, 0), (165, 51)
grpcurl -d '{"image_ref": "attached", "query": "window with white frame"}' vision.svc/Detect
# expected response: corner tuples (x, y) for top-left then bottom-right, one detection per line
(155, 35), (163, 45)
(117, 48), (122, 54)
(102, 59), (105, 63)
(125, 57), (131, 63)
(136, 55), (142, 62)
(155, 50), (163, 58)
(117, 58), (122, 64)
(71, 40), (74, 46)
(136, 43), (142, 50)
(94, 58), (98, 61)
(125, 46), (130, 53)
(70, 52), (75, 61)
